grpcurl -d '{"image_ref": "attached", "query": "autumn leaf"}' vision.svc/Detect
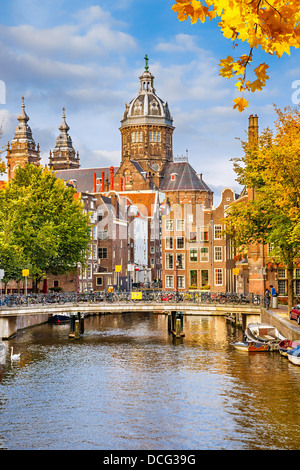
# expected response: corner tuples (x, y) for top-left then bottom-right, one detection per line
(233, 96), (249, 112)
(172, 1), (300, 110)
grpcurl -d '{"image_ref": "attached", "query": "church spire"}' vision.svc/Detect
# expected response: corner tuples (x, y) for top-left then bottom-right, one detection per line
(49, 107), (80, 171)
(6, 96), (41, 180)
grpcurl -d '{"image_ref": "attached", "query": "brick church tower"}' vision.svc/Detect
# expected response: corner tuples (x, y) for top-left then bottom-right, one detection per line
(116, 56), (174, 190)
(6, 97), (41, 181)
(49, 107), (80, 171)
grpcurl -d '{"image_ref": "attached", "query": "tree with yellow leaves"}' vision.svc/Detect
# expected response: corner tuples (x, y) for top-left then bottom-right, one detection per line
(172, 1), (300, 111)
(225, 106), (300, 311)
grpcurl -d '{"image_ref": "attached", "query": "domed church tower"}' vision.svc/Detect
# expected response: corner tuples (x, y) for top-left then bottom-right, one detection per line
(118, 56), (174, 189)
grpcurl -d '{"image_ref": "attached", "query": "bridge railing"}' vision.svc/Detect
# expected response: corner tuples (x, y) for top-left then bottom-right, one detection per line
(0, 291), (264, 308)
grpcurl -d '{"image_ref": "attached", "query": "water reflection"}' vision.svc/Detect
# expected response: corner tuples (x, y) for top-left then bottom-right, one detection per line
(0, 312), (299, 450)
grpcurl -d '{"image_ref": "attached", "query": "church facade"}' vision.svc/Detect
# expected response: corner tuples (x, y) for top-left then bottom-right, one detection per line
(4, 59), (238, 294)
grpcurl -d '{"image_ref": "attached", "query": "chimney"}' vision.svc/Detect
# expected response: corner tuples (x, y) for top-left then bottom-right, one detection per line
(101, 171), (105, 192)
(94, 172), (97, 193)
(248, 114), (259, 145)
(110, 166), (114, 191)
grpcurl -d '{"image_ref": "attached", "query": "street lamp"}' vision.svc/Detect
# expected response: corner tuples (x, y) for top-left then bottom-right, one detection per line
(175, 259), (179, 302)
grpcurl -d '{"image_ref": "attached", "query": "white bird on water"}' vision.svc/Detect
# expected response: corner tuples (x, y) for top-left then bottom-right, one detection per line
(10, 347), (20, 361)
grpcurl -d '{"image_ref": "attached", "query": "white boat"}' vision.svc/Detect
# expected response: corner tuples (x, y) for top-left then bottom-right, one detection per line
(244, 323), (285, 347)
(287, 345), (300, 366)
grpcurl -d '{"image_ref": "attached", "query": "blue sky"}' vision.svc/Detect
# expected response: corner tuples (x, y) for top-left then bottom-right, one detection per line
(1, 0), (300, 203)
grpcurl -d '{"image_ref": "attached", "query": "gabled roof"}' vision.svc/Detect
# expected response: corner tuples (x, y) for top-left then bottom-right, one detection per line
(160, 162), (212, 192)
(54, 167), (119, 193)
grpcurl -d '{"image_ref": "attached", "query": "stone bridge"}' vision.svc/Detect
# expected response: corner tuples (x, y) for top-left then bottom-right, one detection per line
(0, 302), (262, 340)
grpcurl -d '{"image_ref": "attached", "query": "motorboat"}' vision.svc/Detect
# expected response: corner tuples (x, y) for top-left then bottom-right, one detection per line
(278, 339), (300, 357)
(231, 340), (270, 352)
(287, 345), (300, 366)
(244, 323), (285, 348)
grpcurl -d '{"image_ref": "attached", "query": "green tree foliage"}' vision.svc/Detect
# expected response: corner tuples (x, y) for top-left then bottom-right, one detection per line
(0, 164), (91, 291)
(225, 106), (300, 310)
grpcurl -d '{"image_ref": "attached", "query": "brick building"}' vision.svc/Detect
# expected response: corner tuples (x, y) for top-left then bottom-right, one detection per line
(3, 58), (240, 294)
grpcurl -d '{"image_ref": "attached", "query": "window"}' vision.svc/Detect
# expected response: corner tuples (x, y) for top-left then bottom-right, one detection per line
(150, 131), (161, 142)
(165, 253), (174, 269)
(190, 249), (198, 262)
(166, 275), (174, 288)
(165, 237), (173, 249)
(215, 268), (223, 286)
(96, 277), (103, 286)
(189, 231), (196, 242)
(214, 246), (222, 261)
(200, 247), (209, 262)
(176, 237), (184, 249)
(176, 253), (184, 269)
(190, 270), (198, 288)
(98, 247), (108, 259)
(278, 268), (286, 279)
(200, 229), (208, 242)
(150, 258), (155, 268)
(98, 230), (108, 240)
(278, 280), (286, 295)
(201, 270), (209, 288)
(214, 225), (222, 239)
(132, 131), (143, 143)
(88, 264), (92, 279)
(176, 219), (184, 231)
(165, 219), (173, 231)
(177, 276), (185, 289)
(150, 246), (155, 254)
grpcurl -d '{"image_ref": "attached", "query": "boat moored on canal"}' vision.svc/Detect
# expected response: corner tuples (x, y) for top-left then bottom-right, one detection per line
(278, 339), (300, 357)
(244, 323), (285, 349)
(287, 345), (300, 366)
(231, 340), (270, 352)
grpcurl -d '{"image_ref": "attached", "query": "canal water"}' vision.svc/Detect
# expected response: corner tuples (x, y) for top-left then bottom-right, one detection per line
(0, 312), (299, 450)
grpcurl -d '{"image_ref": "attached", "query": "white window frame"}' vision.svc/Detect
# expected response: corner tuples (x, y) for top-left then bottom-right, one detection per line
(165, 219), (173, 231)
(200, 247), (209, 262)
(165, 236), (173, 249)
(176, 236), (185, 250)
(176, 219), (184, 231)
(214, 225), (222, 240)
(215, 268), (223, 286)
(165, 253), (174, 270)
(177, 275), (185, 289)
(166, 275), (174, 288)
(214, 246), (223, 262)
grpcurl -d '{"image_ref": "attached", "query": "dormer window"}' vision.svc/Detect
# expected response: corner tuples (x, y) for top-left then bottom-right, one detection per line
(171, 173), (177, 181)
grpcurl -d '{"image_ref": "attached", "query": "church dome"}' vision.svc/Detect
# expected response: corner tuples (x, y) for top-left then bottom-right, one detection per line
(121, 56), (173, 127)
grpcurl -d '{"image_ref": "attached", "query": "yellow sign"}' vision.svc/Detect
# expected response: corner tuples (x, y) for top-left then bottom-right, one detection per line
(232, 268), (240, 275)
(115, 265), (122, 273)
(22, 269), (29, 277)
(131, 292), (142, 300)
